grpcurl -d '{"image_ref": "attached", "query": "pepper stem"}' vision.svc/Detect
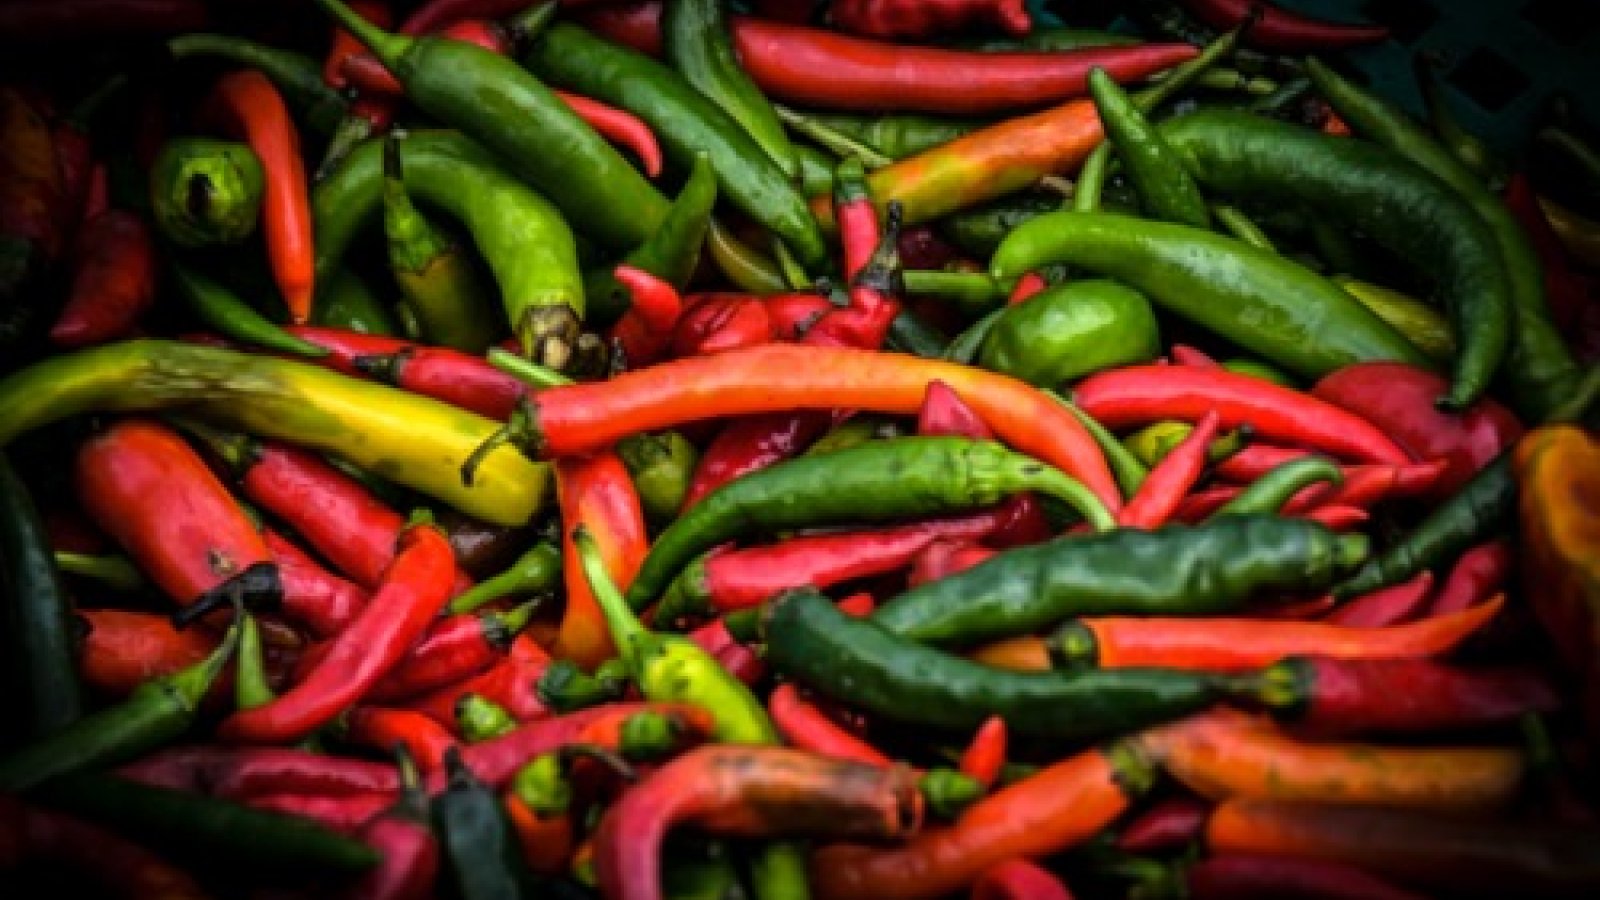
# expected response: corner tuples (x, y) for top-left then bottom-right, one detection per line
(235, 612), (276, 711)
(309, 0), (411, 72)
(172, 561), (282, 629)
(53, 551), (145, 591)
(167, 415), (260, 476)
(168, 601), (246, 711)
(618, 710), (685, 761)
(573, 526), (652, 677)
(460, 395), (543, 486)
(1334, 533), (1371, 569)
(487, 347), (573, 389)
(773, 105), (892, 168)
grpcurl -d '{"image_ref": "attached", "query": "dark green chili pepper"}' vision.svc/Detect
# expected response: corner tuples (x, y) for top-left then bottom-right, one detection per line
(763, 588), (1253, 740)
(434, 746), (535, 899)
(523, 22), (830, 271)
(1088, 67), (1209, 228)
(903, 269), (1004, 316)
(937, 192), (1064, 258)
(447, 541), (561, 615)
(584, 154), (718, 324)
(1156, 108), (1510, 410)
(167, 34), (346, 137)
(149, 138), (263, 248)
(799, 111), (985, 160)
(382, 137), (499, 353)
(171, 263), (328, 358)
(1305, 58), (1580, 421)
(1213, 456), (1343, 517)
(1061, 398), (1149, 498)
(0, 614), (239, 791)
(887, 306), (952, 359)
(313, 267), (401, 336)
(311, 0), (669, 252)
(456, 694), (518, 742)
(872, 516), (1367, 648)
(618, 431), (699, 528)
(0, 454), (82, 743)
(665, 0), (795, 176)
(626, 437), (1116, 610)
(537, 658), (630, 713)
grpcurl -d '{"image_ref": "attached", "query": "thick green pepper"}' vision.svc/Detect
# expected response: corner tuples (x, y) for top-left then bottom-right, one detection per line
(665, 0), (796, 177)
(1157, 109), (1511, 410)
(991, 211), (1431, 380)
(978, 279), (1162, 387)
(584, 153), (718, 324)
(312, 0), (667, 251)
(872, 517), (1368, 648)
(148, 138), (263, 248)
(522, 22), (829, 272)
(626, 436), (1116, 611)
(1088, 67), (1209, 228)
(167, 34), (346, 138)
(764, 588), (1250, 740)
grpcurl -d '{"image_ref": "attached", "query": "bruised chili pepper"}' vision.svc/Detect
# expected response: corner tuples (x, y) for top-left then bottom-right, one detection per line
(447, 542), (561, 615)
(0, 794), (210, 900)
(666, 0), (797, 177)
(1325, 571), (1433, 629)
(671, 293), (775, 358)
(554, 452), (649, 670)
(148, 137), (264, 247)
(1119, 411), (1220, 529)
(609, 266), (684, 371)
(596, 745), (923, 900)
(1430, 539), (1511, 616)
(220, 523), (455, 744)
(341, 706), (458, 772)
(171, 263), (328, 359)
(831, 0), (1029, 40)
(1057, 594), (1504, 673)
(351, 748), (437, 900)
(49, 210), (156, 348)
(287, 325), (409, 373)
(1115, 794), (1211, 854)
(768, 683), (891, 766)
(1212, 456), (1343, 518)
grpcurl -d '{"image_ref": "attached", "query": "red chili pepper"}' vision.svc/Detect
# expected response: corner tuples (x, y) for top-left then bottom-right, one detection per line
(246, 791), (395, 835)
(264, 529), (369, 639)
(399, 0), (537, 35)
(836, 158), (880, 282)
(1170, 344), (1223, 369)
(1506, 172), (1593, 332)
(1181, 853), (1425, 900)
(1429, 539), (1511, 617)
(121, 744), (401, 798)
(354, 345), (528, 420)
(769, 683), (892, 766)
(343, 706), (459, 772)
(554, 89), (665, 179)
(364, 604), (535, 702)
(1005, 271), (1047, 306)
(0, 0), (207, 42)
(672, 293), (777, 358)
(958, 715), (1007, 790)
(754, 292), (826, 342)
(221, 523), (456, 744)
(284, 325), (411, 374)
(610, 265), (684, 370)
(48, 209), (156, 348)
(351, 756), (438, 900)
(836, 591), (876, 617)
(1178, 0), (1388, 51)
(825, 203), (904, 343)
(325, 0), (393, 90)
(581, 3), (1197, 114)
(1120, 410), (1221, 529)
(1324, 571), (1433, 629)
(1076, 365), (1411, 465)
(908, 539), (997, 588)
(204, 71), (315, 323)
(970, 858), (1074, 900)
(1171, 486), (1237, 523)
(0, 794), (209, 899)
(1301, 504), (1368, 532)
(1115, 794), (1211, 854)
(713, 639), (766, 686)
(75, 608), (218, 698)
(1218, 447), (1448, 499)
(76, 419), (280, 619)
(405, 635), (554, 728)
(1274, 656), (1561, 738)
(554, 451), (649, 670)
(831, 0), (1029, 40)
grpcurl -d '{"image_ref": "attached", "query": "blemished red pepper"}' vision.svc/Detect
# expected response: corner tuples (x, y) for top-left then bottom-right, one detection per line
(263, 529), (368, 639)
(75, 608), (218, 699)
(1324, 571), (1434, 629)
(342, 706), (458, 772)
(609, 265), (683, 370)
(284, 324), (411, 374)
(221, 523), (456, 744)
(909, 539), (997, 588)
(204, 70), (315, 323)
(121, 744), (400, 799)
(246, 791), (395, 835)
(0, 794), (209, 900)
(1429, 539), (1511, 616)
(1177, 853), (1426, 900)
(49, 210), (156, 348)
(1115, 794), (1211, 854)
(679, 410), (829, 511)
(363, 604), (536, 702)
(325, 0), (392, 90)
(351, 750), (438, 900)
(75, 419), (281, 619)
(1178, 0), (1388, 50)
(1120, 410), (1221, 529)
(1062, 595), (1504, 673)
(831, 0), (1030, 40)
(769, 683), (892, 766)
(595, 745), (924, 900)
(671, 293), (776, 359)
(1280, 460), (1447, 516)
(764, 290), (836, 341)
(1074, 365), (1411, 465)
(812, 743), (1149, 900)
(554, 451), (649, 670)
(355, 345), (528, 420)
(970, 859), (1073, 900)
(958, 716), (1007, 791)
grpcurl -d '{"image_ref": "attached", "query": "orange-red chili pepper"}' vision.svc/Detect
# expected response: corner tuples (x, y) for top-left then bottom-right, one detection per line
(970, 858), (1073, 900)
(831, 0), (1030, 40)
(1005, 272), (1047, 306)
(204, 70), (315, 323)
(343, 706), (458, 772)
(1429, 539), (1510, 616)
(554, 451), (648, 670)
(1324, 571), (1433, 628)
(1119, 410), (1221, 529)
(958, 715), (1007, 791)
(768, 683), (892, 766)
(609, 265), (684, 370)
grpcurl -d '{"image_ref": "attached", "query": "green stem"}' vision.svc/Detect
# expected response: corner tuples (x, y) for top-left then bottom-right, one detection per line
(1031, 466), (1117, 532)
(54, 551), (145, 591)
(773, 105), (892, 168)
(309, 0), (411, 71)
(1055, 395), (1148, 498)
(488, 347), (573, 388)
(573, 526), (651, 676)
(1074, 142), (1113, 213)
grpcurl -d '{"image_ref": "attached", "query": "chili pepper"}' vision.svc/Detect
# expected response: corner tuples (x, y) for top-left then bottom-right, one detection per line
(596, 745), (922, 900)
(1430, 539), (1510, 617)
(1210, 796), (1600, 896)
(523, 24), (826, 271)
(1180, 0), (1385, 49)
(220, 523), (455, 743)
(609, 266), (684, 370)
(341, 706), (459, 772)
(813, 742), (1150, 900)
(1059, 594), (1503, 674)
(795, 108), (982, 164)
(0, 611), (238, 791)
(350, 748), (437, 900)
(148, 137), (263, 248)
(0, 454), (83, 739)
(908, 539), (995, 588)
(0, 793), (210, 899)
(48, 210), (156, 348)
(408, 650), (550, 728)
(304, 270), (398, 336)
(1116, 794), (1210, 854)
(666, 0), (796, 177)
(1089, 67), (1209, 229)
(170, 262), (327, 359)
(1307, 60), (1581, 421)
(1119, 411), (1220, 529)
(919, 379), (995, 440)
(356, 347), (526, 422)
(554, 452), (648, 670)
(829, 157), (881, 284)
(703, 216), (788, 294)
(958, 715), (1007, 791)
(537, 657), (633, 713)
(669, 292), (773, 359)
(1056, 400), (1147, 500)
(902, 269), (1004, 317)
(234, 611), (279, 711)
(1212, 456), (1343, 517)
(123, 744), (399, 800)
(447, 542), (561, 615)
(375, 604), (540, 703)
(457, 694), (519, 743)
(585, 155), (716, 326)
(503, 790), (575, 876)
(971, 859), (1072, 900)
(165, 36), (346, 141)
(326, 0), (392, 91)
(74, 609), (217, 700)
(618, 432), (698, 527)
(874, 516), (1365, 648)
(245, 791), (394, 834)
(768, 683), (891, 766)
(832, 0), (1028, 39)
(1324, 571), (1433, 629)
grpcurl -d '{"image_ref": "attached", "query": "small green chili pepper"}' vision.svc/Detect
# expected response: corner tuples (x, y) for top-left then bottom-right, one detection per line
(149, 138), (263, 247)
(536, 658), (630, 713)
(456, 694), (518, 743)
(447, 541), (561, 615)
(171, 263), (329, 358)
(1088, 67), (1209, 228)
(665, 0), (796, 177)
(1212, 457), (1343, 518)
(706, 217), (788, 295)
(585, 153), (718, 324)
(903, 269), (1004, 316)
(618, 431), (699, 528)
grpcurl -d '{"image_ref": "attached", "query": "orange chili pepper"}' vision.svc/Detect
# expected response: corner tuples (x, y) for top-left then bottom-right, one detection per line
(553, 451), (649, 670)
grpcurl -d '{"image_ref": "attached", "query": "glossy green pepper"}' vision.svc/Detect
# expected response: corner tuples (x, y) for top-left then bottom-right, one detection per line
(149, 138), (263, 247)
(978, 280), (1161, 388)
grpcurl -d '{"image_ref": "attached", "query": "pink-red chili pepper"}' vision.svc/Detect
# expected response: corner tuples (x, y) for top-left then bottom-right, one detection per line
(769, 683), (893, 766)
(554, 90), (664, 179)
(764, 290), (835, 341)
(0, 794), (209, 900)
(204, 70), (314, 323)
(246, 791), (395, 835)
(831, 0), (1030, 40)
(609, 265), (684, 370)
(836, 157), (880, 281)
(264, 529), (368, 639)
(909, 539), (997, 588)
(672, 293), (776, 358)
(970, 859), (1074, 900)
(324, 0), (392, 90)
(554, 451), (649, 671)
(1115, 794), (1212, 854)
(220, 524), (456, 744)
(284, 325), (410, 374)
(1120, 410), (1221, 529)
(406, 634), (554, 728)
(1171, 344), (1223, 369)
(343, 706), (459, 772)
(1005, 271), (1047, 306)
(1180, 853), (1425, 900)
(1178, 0), (1388, 51)
(1324, 571), (1434, 629)
(958, 715), (1007, 790)
(354, 345), (527, 420)
(121, 744), (400, 798)
(363, 604), (536, 702)
(49, 209), (155, 348)
(1429, 539), (1511, 617)
(1075, 365), (1411, 465)
(350, 753), (438, 900)
(713, 639), (766, 686)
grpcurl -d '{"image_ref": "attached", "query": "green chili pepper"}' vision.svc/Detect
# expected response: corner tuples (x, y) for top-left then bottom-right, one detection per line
(1120, 421), (1249, 469)
(311, 0), (668, 252)
(447, 541), (561, 615)
(313, 267), (401, 336)
(1415, 55), (1506, 190)
(1306, 59), (1580, 421)
(903, 269), (1004, 316)
(774, 106), (895, 167)
(488, 347), (573, 391)
(523, 22), (830, 271)
(234, 612), (276, 712)
(706, 217), (788, 295)
(511, 751), (572, 816)
(619, 431), (699, 528)
(1213, 457), (1343, 517)
(434, 747), (535, 899)
(796, 144), (837, 197)
(585, 153), (718, 323)
(1060, 398), (1148, 498)
(53, 551), (145, 592)
(1088, 68), (1209, 228)
(628, 437), (1116, 610)
(382, 137), (500, 353)
(167, 34), (347, 137)
(800, 111), (985, 160)
(979, 280), (1163, 387)
(942, 307), (1006, 365)
(537, 658), (631, 713)
(456, 694), (518, 742)
(665, 0), (796, 177)
(764, 588), (1254, 739)
(1333, 276), (1455, 365)
(0, 454), (83, 742)
(991, 211), (1432, 380)
(1073, 142), (1115, 213)
(937, 192), (1064, 258)
(887, 306), (951, 358)
(171, 263), (328, 358)
(872, 516), (1366, 648)
(0, 613), (239, 791)
(1210, 204), (1275, 252)
(149, 138), (264, 248)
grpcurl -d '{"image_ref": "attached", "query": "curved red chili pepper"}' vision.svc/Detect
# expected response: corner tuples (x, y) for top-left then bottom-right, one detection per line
(1429, 539), (1511, 617)
(364, 606), (530, 702)
(221, 524), (457, 744)
(246, 792), (395, 835)
(1178, 0), (1388, 51)
(958, 715), (1007, 791)
(1075, 365), (1411, 464)
(769, 683), (892, 766)
(283, 325), (411, 374)
(405, 635), (554, 729)
(1005, 271), (1047, 306)
(1119, 410), (1221, 529)
(343, 706), (459, 772)
(49, 209), (156, 348)
(1115, 794), (1212, 854)
(555, 451), (649, 670)
(354, 345), (528, 420)
(831, 0), (1030, 40)
(1324, 571), (1434, 629)
(1170, 344), (1223, 369)
(908, 539), (997, 588)
(673, 294), (776, 358)
(204, 70), (315, 323)
(970, 858), (1074, 900)
(1285, 656), (1560, 738)
(324, 0), (392, 90)
(610, 265), (684, 369)
(553, 89), (664, 179)
(264, 529), (368, 639)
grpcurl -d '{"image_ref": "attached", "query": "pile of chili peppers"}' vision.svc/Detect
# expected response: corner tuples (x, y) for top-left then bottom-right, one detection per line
(3, 0), (1600, 897)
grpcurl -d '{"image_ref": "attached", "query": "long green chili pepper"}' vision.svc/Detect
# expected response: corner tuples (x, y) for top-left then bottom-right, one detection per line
(1213, 456), (1343, 518)
(1089, 67), (1209, 228)
(585, 153), (718, 324)
(872, 516), (1367, 648)
(313, 267), (400, 336)
(310, 0), (668, 252)
(706, 217), (788, 295)
(626, 436), (1116, 610)
(1060, 397), (1149, 497)
(149, 138), (264, 248)
(1306, 58), (1580, 421)
(171, 263), (329, 358)
(1073, 142), (1114, 213)
(666, 0), (796, 177)
(167, 34), (347, 137)
(0, 454), (83, 742)
(447, 542), (561, 615)
(0, 613), (240, 791)
(434, 747), (536, 899)
(903, 270), (1005, 316)
(775, 105), (896, 167)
